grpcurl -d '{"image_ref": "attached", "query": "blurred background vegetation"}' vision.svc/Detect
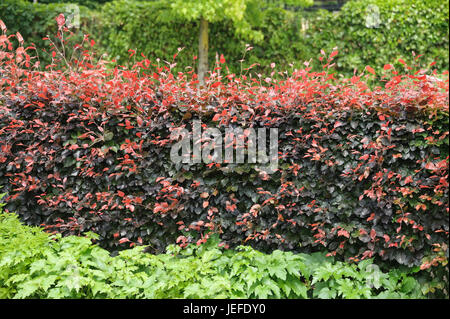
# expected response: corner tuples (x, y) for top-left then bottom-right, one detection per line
(0, 0), (448, 76)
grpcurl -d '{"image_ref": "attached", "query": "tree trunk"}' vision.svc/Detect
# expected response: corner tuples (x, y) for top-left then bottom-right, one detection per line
(198, 18), (209, 86)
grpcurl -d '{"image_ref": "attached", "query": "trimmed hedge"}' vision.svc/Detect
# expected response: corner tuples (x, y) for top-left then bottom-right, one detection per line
(26, 0), (109, 9)
(2, 0), (449, 76)
(93, 0), (303, 75)
(0, 20), (448, 276)
(0, 210), (440, 299)
(302, 0), (450, 76)
(93, 0), (449, 76)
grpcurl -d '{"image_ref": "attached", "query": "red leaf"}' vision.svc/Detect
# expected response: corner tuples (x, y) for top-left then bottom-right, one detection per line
(56, 14), (65, 28)
(0, 20), (6, 32)
(176, 235), (186, 243)
(337, 229), (350, 238)
(425, 162), (438, 171)
(16, 32), (23, 44)
(212, 114), (221, 122)
(365, 66), (375, 75)
(415, 203), (427, 211)
(119, 238), (129, 244)
(404, 176), (413, 184)
(359, 154), (369, 161)
(334, 121), (344, 128)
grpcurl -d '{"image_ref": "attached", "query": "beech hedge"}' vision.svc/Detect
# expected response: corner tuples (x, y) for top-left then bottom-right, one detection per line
(0, 21), (448, 272)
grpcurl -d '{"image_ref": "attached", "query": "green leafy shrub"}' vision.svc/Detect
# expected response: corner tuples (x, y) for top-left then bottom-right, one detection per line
(0, 0), (95, 67)
(301, 0), (449, 76)
(0, 210), (441, 299)
(91, 0), (449, 76)
(26, 0), (110, 9)
(93, 0), (308, 75)
(3, 0), (449, 76)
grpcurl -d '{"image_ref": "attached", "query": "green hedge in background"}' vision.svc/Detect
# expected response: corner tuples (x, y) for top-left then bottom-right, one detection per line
(93, 0), (305, 75)
(93, 0), (449, 75)
(302, 0), (450, 76)
(26, 0), (109, 9)
(0, 0), (95, 66)
(1, 0), (448, 75)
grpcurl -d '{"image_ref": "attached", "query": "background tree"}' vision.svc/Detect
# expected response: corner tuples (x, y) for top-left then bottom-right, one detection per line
(168, 0), (313, 84)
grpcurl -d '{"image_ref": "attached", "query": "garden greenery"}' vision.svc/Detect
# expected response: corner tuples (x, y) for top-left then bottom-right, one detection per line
(1, 17), (448, 264)
(302, 0), (450, 76)
(1, 0), (448, 75)
(94, 0), (450, 75)
(0, 208), (440, 299)
(0, 0), (94, 67)
(0, 1), (448, 299)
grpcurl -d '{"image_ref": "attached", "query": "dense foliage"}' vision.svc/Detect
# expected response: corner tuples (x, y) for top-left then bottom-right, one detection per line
(0, 16), (448, 288)
(28, 0), (109, 7)
(0, 0), (94, 66)
(2, 0), (448, 76)
(94, 0), (300, 75)
(0, 210), (440, 299)
(303, 0), (450, 76)
(94, 0), (449, 75)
